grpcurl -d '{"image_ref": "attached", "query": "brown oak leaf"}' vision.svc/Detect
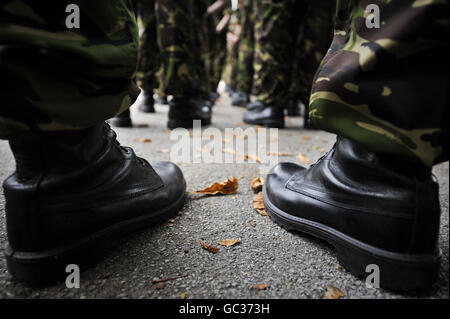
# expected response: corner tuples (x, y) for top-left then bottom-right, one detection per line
(193, 177), (239, 195)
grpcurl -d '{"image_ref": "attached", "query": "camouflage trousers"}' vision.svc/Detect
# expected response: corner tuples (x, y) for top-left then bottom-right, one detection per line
(156, 0), (212, 99)
(235, 0), (255, 94)
(203, 0), (227, 93)
(310, 0), (449, 167)
(252, 0), (310, 106)
(0, 0), (140, 139)
(288, 1), (334, 106)
(135, 0), (160, 93)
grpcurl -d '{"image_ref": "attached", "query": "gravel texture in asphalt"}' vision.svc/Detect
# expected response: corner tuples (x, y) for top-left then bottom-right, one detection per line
(0, 94), (448, 299)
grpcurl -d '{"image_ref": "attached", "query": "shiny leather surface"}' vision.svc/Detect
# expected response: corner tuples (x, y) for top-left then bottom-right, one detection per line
(264, 137), (440, 254)
(4, 123), (186, 252)
(168, 98), (212, 122)
(231, 91), (250, 106)
(243, 105), (285, 127)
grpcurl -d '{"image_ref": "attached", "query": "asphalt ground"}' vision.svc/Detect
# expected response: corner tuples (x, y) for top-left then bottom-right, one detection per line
(0, 93), (448, 299)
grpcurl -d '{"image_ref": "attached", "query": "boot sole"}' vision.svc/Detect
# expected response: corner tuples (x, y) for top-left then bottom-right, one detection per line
(5, 193), (185, 283)
(263, 187), (441, 292)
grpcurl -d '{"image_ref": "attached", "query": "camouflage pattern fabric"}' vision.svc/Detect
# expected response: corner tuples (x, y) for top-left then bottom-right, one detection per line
(252, 0), (305, 106)
(235, 0), (255, 94)
(156, 0), (209, 99)
(226, 10), (241, 92)
(135, 0), (160, 93)
(310, 0), (449, 167)
(0, 0), (140, 139)
(202, 0), (227, 93)
(288, 1), (334, 106)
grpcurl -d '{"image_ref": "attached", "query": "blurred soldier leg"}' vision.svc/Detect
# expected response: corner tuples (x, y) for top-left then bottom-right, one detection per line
(135, 0), (159, 114)
(264, 0), (448, 290)
(203, 0), (228, 104)
(244, 0), (305, 128)
(0, 0), (186, 282)
(231, 0), (254, 107)
(157, 0), (212, 129)
(286, 1), (334, 124)
(110, 0), (159, 128)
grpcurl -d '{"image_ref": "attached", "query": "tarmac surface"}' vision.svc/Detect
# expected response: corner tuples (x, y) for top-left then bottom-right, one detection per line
(0, 93), (448, 299)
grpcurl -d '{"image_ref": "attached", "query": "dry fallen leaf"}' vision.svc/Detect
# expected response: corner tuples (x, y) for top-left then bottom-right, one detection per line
(193, 177), (239, 196)
(152, 275), (188, 284)
(219, 238), (242, 247)
(244, 154), (261, 163)
(253, 284), (270, 290)
(267, 152), (291, 156)
(179, 292), (187, 299)
(302, 136), (311, 141)
(133, 138), (152, 143)
(250, 177), (264, 193)
(157, 149), (170, 153)
(253, 192), (268, 217)
(201, 240), (220, 254)
(155, 282), (166, 290)
(297, 152), (311, 164)
(221, 148), (236, 155)
(322, 286), (345, 299)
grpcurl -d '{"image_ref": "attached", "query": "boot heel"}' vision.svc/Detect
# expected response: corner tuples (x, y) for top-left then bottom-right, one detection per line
(335, 243), (440, 292)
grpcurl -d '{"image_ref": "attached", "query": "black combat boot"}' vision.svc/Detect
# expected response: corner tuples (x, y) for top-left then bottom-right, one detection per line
(136, 90), (155, 113)
(209, 91), (220, 103)
(263, 137), (441, 291)
(231, 91), (250, 107)
(108, 109), (132, 128)
(286, 99), (300, 117)
(243, 104), (285, 128)
(155, 94), (168, 105)
(245, 100), (264, 112)
(167, 97), (212, 129)
(3, 123), (186, 282)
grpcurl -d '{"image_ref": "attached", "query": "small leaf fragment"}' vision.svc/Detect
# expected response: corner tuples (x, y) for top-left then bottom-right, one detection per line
(297, 152), (311, 164)
(250, 177), (264, 193)
(253, 192), (268, 217)
(133, 138), (152, 143)
(201, 240), (220, 254)
(253, 284), (270, 290)
(219, 238), (242, 247)
(322, 286), (344, 299)
(244, 154), (261, 163)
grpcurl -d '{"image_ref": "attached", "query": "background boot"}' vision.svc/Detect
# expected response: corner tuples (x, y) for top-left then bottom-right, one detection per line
(168, 97), (212, 129)
(243, 104), (285, 128)
(3, 123), (186, 282)
(231, 91), (250, 107)
(155, 94), (168, 105)
(286, 99), (300, 116)
(108, 109), (132, 128)
(263, 137), (441, 291)
(136, 90), (156, 113)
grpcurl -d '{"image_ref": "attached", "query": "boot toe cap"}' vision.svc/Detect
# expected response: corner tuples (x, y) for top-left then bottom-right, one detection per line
(264, 162), (305, 209)
(153, 161), (186, 201)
